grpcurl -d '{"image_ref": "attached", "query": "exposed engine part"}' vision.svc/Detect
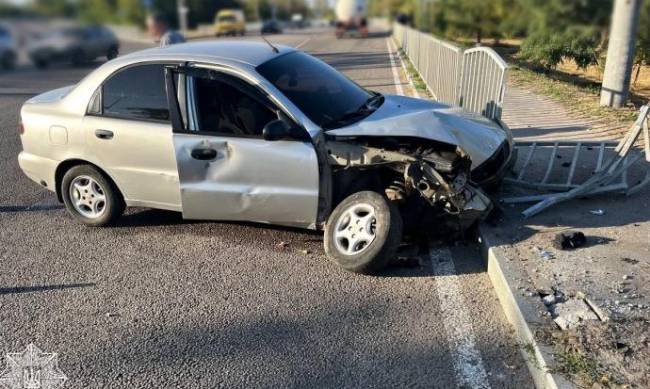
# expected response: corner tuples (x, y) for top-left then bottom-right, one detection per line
(385, 179), (406, 201)
(325, 141), (416, 167)
(325, 140), (492, 222)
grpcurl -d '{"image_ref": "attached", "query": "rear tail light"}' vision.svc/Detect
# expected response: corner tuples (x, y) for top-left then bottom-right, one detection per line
(18, 121), (24, 135)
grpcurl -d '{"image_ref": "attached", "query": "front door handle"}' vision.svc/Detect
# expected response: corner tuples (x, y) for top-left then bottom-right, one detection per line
(95, 129), (114, 140)
(191, 148), (218, 160)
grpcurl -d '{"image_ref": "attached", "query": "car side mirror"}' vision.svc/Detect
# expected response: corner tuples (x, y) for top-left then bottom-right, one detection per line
(262, 119), (290, 141)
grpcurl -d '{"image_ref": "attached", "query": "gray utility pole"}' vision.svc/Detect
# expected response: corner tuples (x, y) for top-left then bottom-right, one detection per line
(600, 0), (643, 108)
(177, 0), (189, 33)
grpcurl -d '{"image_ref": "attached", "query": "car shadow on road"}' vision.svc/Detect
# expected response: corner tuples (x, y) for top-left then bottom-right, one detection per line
(114, 209), (485, 278)
(0, 282), (95, 296)
(0, 204), (64, 213)
(73, 299), (461, 388)
(115, 208), (320, 236)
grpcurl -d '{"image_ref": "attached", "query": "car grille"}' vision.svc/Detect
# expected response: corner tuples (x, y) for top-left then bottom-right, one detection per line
(471, 141), (509, 184)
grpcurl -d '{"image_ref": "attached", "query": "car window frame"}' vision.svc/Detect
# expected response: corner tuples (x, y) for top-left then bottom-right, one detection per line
(86, 61), (181, 124)
(170, 65), (304, 140)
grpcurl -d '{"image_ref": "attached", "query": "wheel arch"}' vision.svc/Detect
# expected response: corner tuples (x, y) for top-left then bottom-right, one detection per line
(54, 159), (122, 202)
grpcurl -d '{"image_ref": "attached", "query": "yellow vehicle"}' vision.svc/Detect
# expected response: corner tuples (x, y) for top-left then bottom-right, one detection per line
(214, 9), (246, 37)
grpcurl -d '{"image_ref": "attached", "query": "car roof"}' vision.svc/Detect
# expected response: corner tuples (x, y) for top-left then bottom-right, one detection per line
(122, 41), (296, 67)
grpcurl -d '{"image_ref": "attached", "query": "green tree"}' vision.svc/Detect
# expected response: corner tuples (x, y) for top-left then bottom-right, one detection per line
(78, 0), (118, 24)
(441, 0), (505, 43)
(32, 0), (76, 18)
(519, 0), (613, 69)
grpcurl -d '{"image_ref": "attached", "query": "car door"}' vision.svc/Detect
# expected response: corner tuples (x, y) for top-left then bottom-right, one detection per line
(83, 63), (181, 211)
(167, 66), (320, 228)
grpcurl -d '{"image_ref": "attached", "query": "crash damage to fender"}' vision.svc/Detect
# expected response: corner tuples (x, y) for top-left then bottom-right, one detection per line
(320, 137), (493, 232)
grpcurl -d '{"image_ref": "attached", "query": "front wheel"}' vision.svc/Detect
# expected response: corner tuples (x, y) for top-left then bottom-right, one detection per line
(324, 191), (402, 274)
(106, 46), (118, 60)
(61, 165), (124, 227)
(1, 51), (16, 70)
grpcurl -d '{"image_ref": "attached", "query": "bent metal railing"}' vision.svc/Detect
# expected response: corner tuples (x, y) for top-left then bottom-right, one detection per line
(392, 23), (507, 121)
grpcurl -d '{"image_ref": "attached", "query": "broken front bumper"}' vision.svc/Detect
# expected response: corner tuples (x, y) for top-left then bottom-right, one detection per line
(471, 140), (518, 187)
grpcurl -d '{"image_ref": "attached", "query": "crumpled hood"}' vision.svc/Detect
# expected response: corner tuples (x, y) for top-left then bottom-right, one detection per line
(327, 95), (509, 168)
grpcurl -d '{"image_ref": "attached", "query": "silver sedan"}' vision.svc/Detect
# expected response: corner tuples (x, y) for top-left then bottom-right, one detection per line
(18, 41), (514, 273)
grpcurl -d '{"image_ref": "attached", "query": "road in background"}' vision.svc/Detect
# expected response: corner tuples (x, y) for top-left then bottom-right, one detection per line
(0, 26), (532, 388)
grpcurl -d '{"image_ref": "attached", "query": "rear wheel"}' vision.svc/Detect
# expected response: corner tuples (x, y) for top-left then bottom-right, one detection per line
(324, 191), (402, 274)
(61, 165), (124, 227)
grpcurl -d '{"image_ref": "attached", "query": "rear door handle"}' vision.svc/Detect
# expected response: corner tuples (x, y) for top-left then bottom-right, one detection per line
(95, 129), (114, 140)
(191, 148), (218, 160)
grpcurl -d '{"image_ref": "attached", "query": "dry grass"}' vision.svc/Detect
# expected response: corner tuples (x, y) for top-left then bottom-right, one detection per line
(507, 65), (639, 125)
(544, 319), (650, 388)
(556, 60), (650, 104)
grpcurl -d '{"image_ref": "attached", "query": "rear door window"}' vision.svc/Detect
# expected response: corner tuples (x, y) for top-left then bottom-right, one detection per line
(101, 64), (170, 122)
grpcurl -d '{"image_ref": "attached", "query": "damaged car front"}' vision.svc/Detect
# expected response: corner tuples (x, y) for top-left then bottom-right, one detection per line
(257, 49), (514, 272)
(258, 51), (512, 224)
(322, 93), (515, 231)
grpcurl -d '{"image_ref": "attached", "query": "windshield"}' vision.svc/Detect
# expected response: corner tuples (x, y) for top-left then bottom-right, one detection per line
(257, 51), (378, 129)
(218, 15), (236, 23)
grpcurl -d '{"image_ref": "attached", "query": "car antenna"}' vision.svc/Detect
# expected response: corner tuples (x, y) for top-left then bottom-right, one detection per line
(261, 35), (279, 53)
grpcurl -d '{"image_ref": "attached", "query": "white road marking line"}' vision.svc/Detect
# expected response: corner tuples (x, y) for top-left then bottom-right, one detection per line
(295, 37), (312, 49)
(385, 38), (404, 96)
(430, 246), (492, 389)
(387, 38), (421, 98)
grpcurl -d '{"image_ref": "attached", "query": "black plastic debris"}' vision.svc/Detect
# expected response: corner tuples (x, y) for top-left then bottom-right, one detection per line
(553, 231), (587, 250)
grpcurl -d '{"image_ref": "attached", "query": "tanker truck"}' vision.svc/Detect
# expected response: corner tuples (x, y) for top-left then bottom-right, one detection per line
(335, 0), (368, 38)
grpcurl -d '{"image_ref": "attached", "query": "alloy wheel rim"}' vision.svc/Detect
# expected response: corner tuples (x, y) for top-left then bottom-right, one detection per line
(69, 175), (107, 219)
(333, 203), (377, 255)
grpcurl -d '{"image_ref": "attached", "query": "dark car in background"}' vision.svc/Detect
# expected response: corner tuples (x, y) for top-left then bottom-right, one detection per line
(0, 25), (17, 70)
(261, 20), (283, 35)
(27, 25), (119, 68)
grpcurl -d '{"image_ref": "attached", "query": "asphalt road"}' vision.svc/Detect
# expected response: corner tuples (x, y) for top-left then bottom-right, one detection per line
(0, 27), (532, 388)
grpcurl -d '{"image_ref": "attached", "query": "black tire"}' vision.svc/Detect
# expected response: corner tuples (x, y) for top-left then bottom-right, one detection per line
(61, 165), (125, 227)
(324, 191), (402, 274)
(71, 50), (84, 66)
(34, 58), (49, 69)
(106, 46), (118, 60)
(1, 51), (16, 70)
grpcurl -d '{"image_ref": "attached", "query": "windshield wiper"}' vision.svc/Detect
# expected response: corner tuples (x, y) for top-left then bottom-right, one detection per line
(322, 107), (373, 129)
(322, 94), (384, 130)
(364, 93), (384, 109)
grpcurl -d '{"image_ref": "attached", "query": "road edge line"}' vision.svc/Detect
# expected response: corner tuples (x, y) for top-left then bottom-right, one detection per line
(295, 36), (312, 49)
(478, 227), (576, 389)
(430, 246), (491, 388)
(385, 37), (405, 96)
(388, 37), (420, 98)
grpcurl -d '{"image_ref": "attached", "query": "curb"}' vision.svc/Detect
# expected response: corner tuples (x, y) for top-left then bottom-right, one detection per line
(479, 227), (575, 389)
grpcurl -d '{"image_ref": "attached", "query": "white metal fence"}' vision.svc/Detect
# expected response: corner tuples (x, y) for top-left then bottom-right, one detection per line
(392, 23), (508, 121)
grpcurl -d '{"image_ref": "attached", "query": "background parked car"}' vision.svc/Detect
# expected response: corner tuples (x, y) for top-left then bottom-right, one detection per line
(214, 9), (245, 37)
(0, 25), (17, 70)
(261, 20), (283, 35)
(27, 25), (119, 68)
